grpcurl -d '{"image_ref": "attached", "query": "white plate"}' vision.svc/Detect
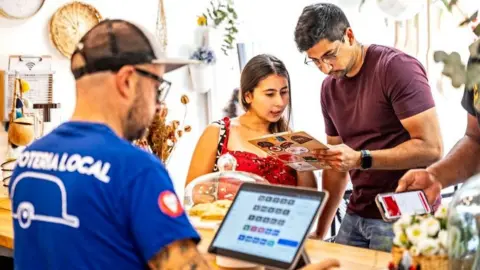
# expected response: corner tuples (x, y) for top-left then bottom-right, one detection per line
(188, 216), (222, 230)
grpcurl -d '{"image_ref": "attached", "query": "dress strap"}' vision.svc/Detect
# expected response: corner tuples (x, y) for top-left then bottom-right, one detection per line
(220, 117), (231, 154)
(212, 117), (230, 172)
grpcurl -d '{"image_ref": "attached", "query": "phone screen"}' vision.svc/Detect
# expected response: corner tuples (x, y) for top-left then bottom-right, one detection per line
(379, 191), (431, 219)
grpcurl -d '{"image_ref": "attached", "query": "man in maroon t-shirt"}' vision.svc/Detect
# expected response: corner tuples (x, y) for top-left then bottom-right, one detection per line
(294, 3), (443, 252)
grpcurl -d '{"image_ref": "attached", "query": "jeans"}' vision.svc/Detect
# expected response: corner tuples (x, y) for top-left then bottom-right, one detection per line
(335, 213), (394, 252)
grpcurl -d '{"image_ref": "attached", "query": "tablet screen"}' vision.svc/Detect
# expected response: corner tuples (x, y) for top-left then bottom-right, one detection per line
(210, 186), (323, 265)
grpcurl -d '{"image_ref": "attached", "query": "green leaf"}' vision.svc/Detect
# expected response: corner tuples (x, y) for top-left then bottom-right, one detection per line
(214, 18), (223, 25)
(441, 0), (452, 12)
(459, 11), (478, 26)
(358, 0), (366, 12)
(207, 9), (214, 20)
(474, 24), (480, 36)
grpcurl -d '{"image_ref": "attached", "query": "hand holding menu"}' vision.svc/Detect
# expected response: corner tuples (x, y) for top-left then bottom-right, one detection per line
(248, 131), (331, 171)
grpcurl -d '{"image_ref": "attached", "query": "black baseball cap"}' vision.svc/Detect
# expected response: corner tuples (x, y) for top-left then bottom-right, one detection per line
(71, 19), (198, 80)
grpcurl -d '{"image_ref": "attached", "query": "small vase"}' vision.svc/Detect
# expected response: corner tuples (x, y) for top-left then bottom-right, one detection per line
(194, 26), (222, 50)
(189, 64), (214, 93)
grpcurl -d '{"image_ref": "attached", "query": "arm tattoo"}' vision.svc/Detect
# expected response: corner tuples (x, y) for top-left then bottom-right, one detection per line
(148, 239), (211, 270)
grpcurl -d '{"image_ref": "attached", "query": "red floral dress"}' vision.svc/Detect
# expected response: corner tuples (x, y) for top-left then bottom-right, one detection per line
(213, 117), (297, 186)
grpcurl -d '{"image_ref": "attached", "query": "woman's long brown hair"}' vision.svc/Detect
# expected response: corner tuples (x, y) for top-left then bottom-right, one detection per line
(239, 54), (292, 133)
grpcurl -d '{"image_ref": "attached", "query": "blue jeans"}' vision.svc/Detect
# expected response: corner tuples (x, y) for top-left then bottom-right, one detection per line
(335, 213), (394, 252)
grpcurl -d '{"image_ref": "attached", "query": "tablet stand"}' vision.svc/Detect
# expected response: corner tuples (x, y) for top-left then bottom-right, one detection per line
(293, 249), (310, 269)
(264, 249), (310, 270)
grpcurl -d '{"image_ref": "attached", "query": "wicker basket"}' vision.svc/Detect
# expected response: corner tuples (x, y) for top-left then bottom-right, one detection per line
(391, 246), (405, 266)
(412, 255), (449, 270)
(49, 1), (102, 57)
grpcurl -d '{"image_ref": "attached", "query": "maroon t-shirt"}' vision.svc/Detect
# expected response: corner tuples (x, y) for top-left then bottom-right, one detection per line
(321, 45), (435, 219)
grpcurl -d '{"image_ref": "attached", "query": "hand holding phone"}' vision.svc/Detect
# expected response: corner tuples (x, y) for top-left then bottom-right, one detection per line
(375, 190), (431, 222)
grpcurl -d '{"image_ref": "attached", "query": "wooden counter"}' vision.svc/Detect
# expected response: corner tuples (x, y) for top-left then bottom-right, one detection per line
(0, 199), (391, 269)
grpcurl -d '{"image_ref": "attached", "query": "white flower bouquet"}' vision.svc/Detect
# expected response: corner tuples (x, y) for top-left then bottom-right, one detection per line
(390, 204), (449, 270)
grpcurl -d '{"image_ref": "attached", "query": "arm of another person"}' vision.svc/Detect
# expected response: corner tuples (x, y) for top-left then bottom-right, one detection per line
(427, 111), (480, 187)
(296, 170), (318, 189)
(312, 136), (349, 239)
(148, 239), (210, 269)
(185, 124), (220, 187)
(397, 109), (480, 204)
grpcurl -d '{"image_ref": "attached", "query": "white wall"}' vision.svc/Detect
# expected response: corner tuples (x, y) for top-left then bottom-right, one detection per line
(0, 0), (216, 197)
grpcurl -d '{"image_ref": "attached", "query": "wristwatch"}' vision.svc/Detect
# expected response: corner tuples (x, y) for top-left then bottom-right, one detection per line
(360, 150), (372, 170)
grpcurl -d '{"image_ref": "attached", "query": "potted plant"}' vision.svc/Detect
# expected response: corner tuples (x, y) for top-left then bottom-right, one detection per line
(196, 0), (238, 55)
(432, 1), (480, 90)
(389, 204), (449, 270)
(189, 46), (217, 93)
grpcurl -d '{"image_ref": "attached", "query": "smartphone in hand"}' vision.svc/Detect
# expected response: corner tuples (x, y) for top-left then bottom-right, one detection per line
(375, 190), (432, 222)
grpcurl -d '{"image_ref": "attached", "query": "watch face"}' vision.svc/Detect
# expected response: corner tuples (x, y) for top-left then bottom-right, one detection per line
(0, 0), (44, 19)
(361, 150), (372, 169)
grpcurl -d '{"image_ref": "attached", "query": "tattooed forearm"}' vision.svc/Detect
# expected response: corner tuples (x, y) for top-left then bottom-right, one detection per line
(148, 239), (211, 270)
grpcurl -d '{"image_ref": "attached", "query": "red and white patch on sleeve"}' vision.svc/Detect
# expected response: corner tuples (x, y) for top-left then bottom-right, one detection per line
(158, 190), (184, 218)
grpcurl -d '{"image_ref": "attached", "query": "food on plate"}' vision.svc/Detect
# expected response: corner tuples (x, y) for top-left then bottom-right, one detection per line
(213, 199), (232, 209)
(188, 203), (212, 217)
(200, 207), (228, 221)
(188, 199), (233, 221)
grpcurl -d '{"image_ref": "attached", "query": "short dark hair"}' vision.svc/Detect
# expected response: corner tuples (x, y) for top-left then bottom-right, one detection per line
(294, 3), (350, 52)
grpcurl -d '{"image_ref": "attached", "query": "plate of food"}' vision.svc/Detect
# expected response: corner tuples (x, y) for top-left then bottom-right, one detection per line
(184, 171), (269, 229)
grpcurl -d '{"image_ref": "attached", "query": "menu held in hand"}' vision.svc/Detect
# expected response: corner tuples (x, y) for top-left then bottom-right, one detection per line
(248, 131), (331, 171)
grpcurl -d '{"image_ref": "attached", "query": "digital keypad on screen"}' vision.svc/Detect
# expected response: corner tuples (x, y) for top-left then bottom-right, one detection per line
(238, 195), (298, 248)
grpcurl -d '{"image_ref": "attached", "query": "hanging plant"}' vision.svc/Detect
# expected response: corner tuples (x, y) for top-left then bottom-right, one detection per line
(197, 0), (238, 55)
(433, 0), (480, 89)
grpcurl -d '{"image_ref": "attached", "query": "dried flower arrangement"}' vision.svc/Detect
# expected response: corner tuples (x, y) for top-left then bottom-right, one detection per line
(134, 94), (191, 165)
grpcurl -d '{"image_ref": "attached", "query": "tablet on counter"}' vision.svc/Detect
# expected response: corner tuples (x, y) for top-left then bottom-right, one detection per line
(208, 182), (329, 270)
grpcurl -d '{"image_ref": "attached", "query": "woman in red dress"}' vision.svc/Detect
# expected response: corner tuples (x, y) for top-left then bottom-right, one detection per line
(186, 54), (317, 190)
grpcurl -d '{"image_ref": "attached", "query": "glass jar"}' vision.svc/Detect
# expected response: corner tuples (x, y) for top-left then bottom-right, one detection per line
(184, 153), (268, 225)
(447, 174), (480, 269)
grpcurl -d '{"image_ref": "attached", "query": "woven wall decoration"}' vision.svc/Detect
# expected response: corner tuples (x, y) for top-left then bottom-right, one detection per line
(49, 1), (102, 58)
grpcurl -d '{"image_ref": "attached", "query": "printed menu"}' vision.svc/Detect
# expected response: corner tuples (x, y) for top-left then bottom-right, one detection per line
(248, 131), (331, 171)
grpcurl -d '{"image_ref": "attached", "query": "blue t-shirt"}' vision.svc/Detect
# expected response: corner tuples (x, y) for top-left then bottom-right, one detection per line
(9, 122), (200, 270)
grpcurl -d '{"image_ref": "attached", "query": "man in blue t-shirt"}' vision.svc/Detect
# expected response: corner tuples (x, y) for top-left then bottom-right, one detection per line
(9, 19), (339, 270)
